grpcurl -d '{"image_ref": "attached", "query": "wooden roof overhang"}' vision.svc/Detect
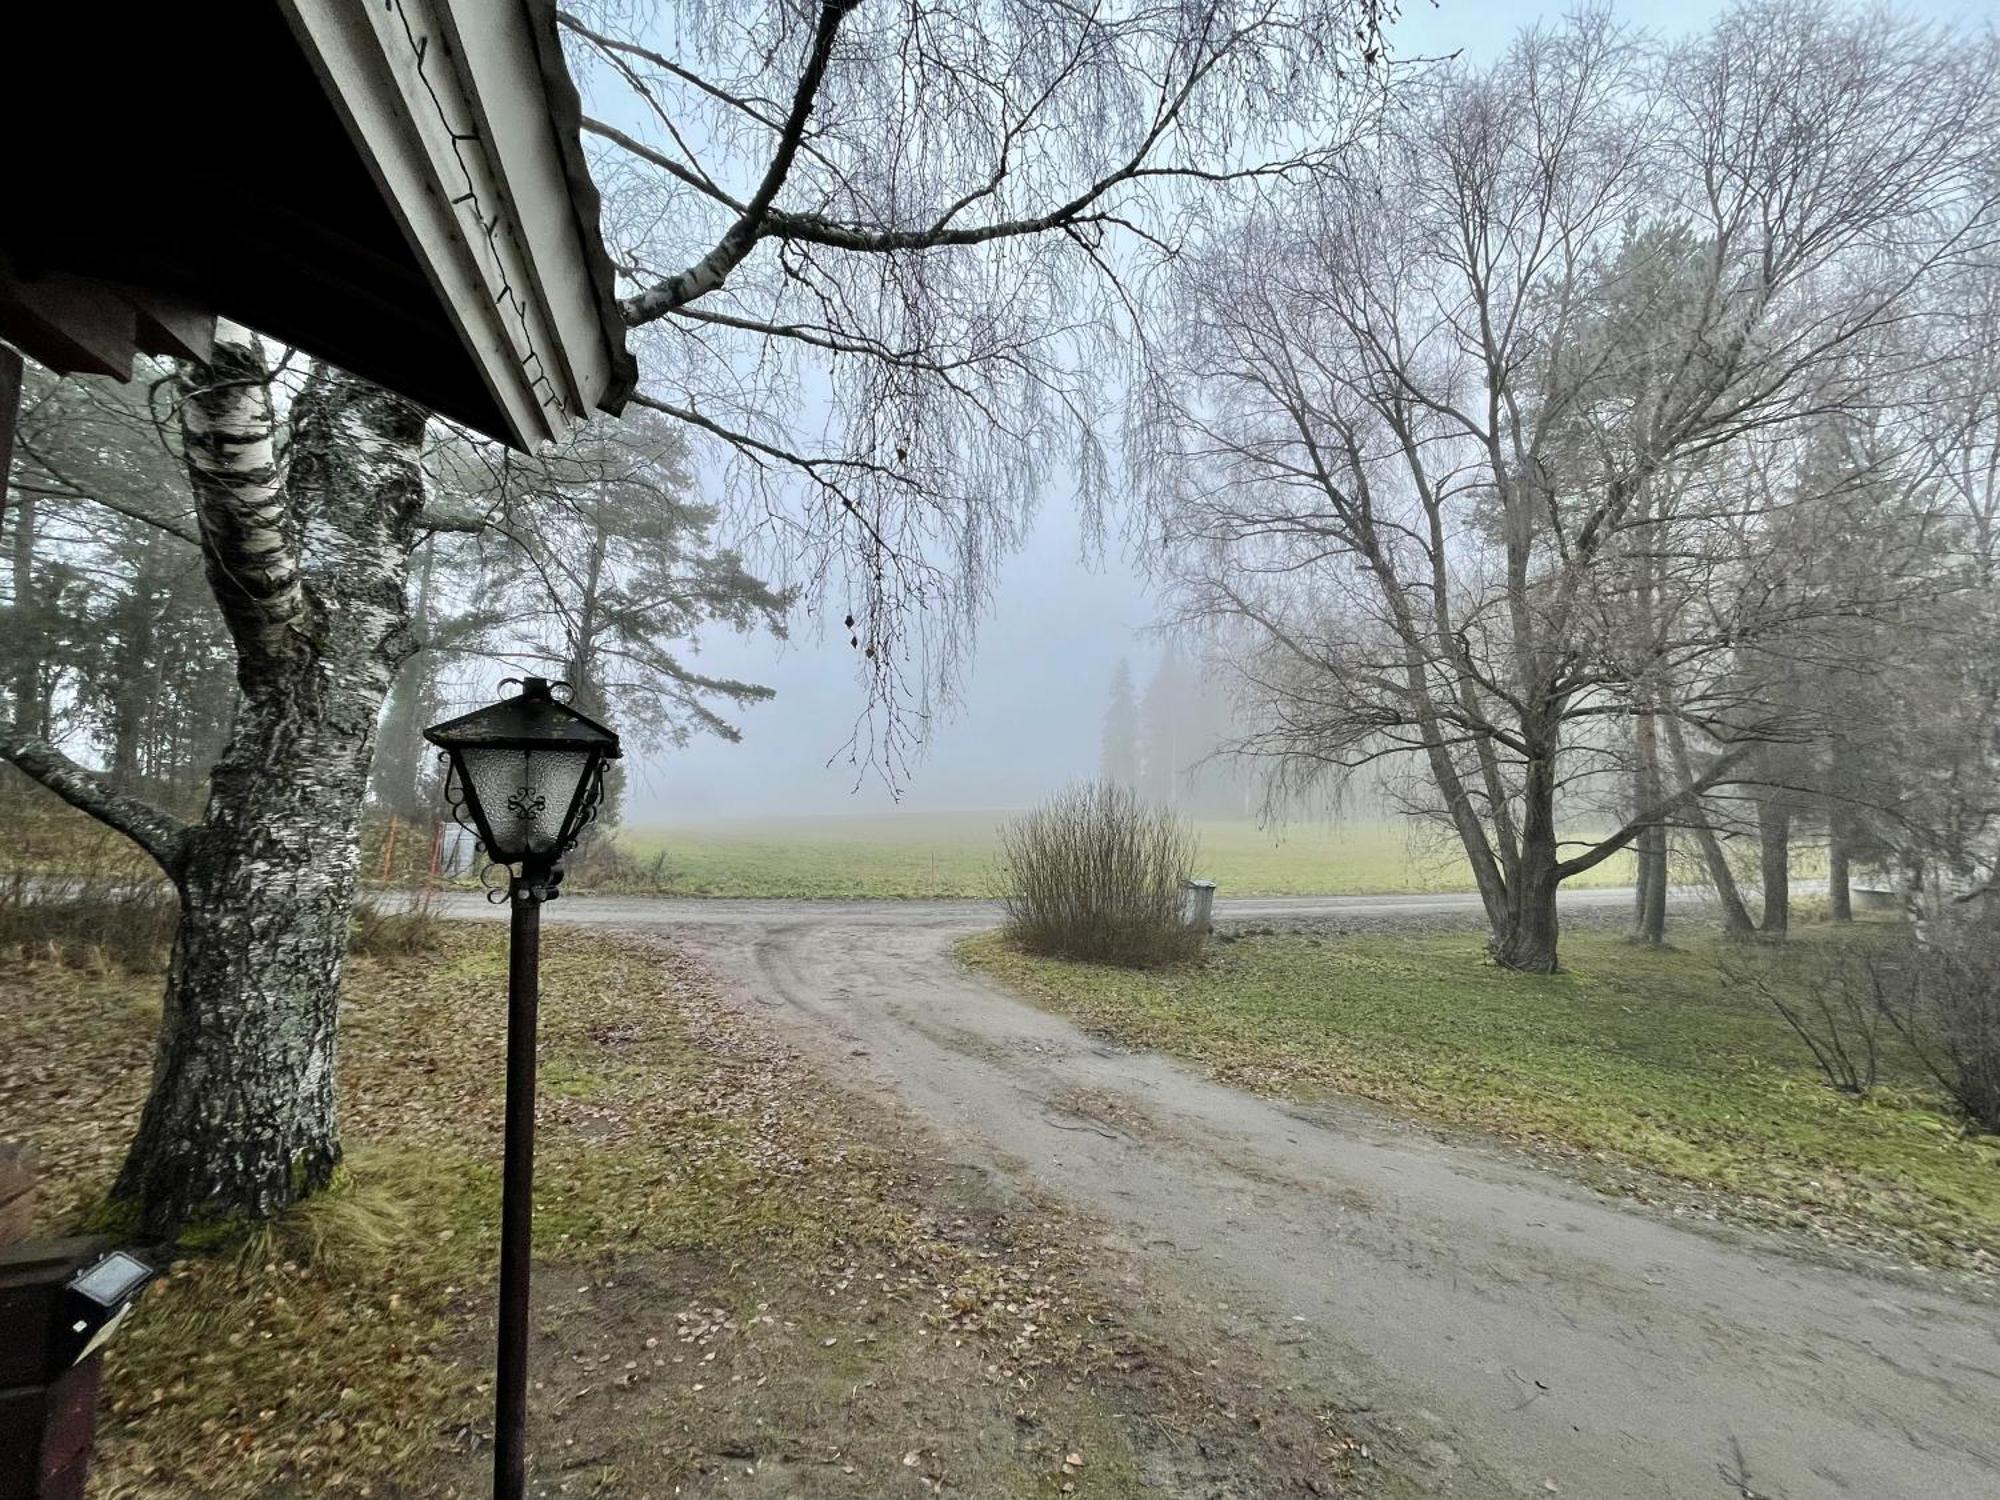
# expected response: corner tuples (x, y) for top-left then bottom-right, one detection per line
(0, 0), (635, 451)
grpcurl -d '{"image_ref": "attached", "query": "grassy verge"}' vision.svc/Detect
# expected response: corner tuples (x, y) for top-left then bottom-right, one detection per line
(618, 813), (1641, 899)
(3, 929), (1366, 1498)
(960, 929), (2000, 1274)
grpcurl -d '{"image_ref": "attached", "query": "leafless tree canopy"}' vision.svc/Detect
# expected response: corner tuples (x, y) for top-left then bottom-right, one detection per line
(1137, 2), (2000, 967)
(565, 0), (1394, 777)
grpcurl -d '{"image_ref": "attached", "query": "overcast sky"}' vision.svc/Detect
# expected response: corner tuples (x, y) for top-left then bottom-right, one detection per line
(625, 0), (1994, 826)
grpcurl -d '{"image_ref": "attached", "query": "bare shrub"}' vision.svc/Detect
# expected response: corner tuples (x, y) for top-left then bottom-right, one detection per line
(1725, 940), (1886, 1096)
(349, 889), (446, 958)
(1738, 914), (2000, 1131)
(1874, 912), (2000, 1133)
(999, 783), (1203, 967)
(0, 873), (178, 972)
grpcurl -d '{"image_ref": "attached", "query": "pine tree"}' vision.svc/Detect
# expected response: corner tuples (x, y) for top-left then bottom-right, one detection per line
(1100, 658), (1140, 788)
(1139, 645), (1193, 807)
(428, 410), (790, 836)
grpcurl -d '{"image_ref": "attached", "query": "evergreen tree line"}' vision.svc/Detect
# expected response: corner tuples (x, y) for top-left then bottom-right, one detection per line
(1098, 646), (1266, 820)
(2, 359), (786, 843)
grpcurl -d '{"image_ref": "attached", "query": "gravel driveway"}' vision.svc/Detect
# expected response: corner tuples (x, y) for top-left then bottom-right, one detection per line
(432, 888), (2000, 1499)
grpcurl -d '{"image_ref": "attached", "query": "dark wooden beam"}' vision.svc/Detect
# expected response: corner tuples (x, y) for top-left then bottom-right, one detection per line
(0, 270), (137, 381)
(0, 343), (21, 502)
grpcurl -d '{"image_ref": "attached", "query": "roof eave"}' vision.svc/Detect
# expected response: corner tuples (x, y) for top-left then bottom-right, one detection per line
(279, 0), (635, 450)
(523, 0), (638, 417)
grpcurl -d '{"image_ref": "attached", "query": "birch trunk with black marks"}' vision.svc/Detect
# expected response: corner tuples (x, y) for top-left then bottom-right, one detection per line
(2, 323), (431, 1241)
(111, 338), (427, 1238)
(371, 541), (444, 822)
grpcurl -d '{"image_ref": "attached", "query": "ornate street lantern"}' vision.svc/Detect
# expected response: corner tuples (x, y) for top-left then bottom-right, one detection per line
(424, 677), (619, 1499)
(425, 676), (620, 894)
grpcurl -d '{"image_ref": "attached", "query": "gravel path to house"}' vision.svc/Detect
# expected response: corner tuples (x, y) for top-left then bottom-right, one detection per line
(432, 888), (2000, 1499)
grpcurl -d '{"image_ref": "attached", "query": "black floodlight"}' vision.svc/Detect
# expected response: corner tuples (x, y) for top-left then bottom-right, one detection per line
(63, 1251), (152, 1314)
(424, 678), (621, 872)
(60, 1250), (155, 1364)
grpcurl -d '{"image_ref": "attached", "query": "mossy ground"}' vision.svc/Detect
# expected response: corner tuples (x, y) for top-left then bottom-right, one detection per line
(2, 929), (1367, 1498)
(960, 927), (2000, 1274)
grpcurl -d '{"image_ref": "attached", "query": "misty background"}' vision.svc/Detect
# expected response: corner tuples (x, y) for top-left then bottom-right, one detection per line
(606, 0), (1993, 826)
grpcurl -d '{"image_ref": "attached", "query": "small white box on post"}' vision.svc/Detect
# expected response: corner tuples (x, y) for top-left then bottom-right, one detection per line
(1183, 878), (1218, 933)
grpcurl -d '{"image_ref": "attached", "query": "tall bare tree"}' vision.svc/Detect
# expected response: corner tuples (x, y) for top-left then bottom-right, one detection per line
(1870, 255), (2000, 920)
(1142, 4), (1999, 970)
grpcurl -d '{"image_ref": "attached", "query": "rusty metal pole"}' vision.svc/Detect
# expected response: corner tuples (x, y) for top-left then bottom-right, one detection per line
(495, 875), (542, 1499)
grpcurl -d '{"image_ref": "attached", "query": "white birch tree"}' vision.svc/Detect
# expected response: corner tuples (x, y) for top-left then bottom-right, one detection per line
(568, 0), (1393, 777)
(3, 328), (436, 1235)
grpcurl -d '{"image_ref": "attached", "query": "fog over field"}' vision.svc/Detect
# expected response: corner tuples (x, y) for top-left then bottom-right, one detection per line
(632, 498), (1157, 820)
(630, 0), (1994, 829)
(13, 0), (2000, 1494)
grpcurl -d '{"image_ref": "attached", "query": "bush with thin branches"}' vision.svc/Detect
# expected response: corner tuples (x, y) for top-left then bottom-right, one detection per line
(1876, 912), (2000, 1134)
(1723, 940), (1886, 1097)
(1732, 917), (2000, 1133)
(999, 783), (1203, 966)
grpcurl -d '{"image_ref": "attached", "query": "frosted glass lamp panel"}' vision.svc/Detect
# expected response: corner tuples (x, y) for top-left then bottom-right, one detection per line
(460, 747), (591, 859)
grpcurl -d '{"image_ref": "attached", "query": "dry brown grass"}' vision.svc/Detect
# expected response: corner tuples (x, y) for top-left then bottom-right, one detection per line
(3, 928), (1367, 1499)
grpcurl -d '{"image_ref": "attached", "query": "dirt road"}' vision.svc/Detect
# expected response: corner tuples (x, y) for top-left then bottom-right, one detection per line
(437, 891), (2000, 1498)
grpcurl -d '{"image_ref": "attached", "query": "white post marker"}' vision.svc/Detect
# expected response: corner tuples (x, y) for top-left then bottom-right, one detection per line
(1184, 878), (1218, 933)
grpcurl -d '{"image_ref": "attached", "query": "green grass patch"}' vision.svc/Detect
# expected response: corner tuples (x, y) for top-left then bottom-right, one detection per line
(5, 932), (931, 1495)
(619, 811), (1641, 899)
(960, 929), (2000, 1271)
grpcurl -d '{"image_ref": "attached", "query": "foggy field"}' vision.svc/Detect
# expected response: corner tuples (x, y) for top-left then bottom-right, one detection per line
(620, 812), (1641, 900)
(13, 0), (2000, 1493)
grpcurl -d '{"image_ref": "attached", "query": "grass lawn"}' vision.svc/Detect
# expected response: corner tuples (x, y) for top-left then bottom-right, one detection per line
(620, 812), (1639, 899)
(960, 928), (2000, 1273)
(2, 924), (1363, 1499)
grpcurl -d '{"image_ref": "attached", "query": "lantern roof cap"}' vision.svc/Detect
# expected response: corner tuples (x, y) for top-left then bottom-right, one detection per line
(423, 678), (621, 756)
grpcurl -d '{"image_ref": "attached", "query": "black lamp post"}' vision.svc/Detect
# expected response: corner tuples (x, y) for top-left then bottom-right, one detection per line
(424, 678), (620, 1500)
